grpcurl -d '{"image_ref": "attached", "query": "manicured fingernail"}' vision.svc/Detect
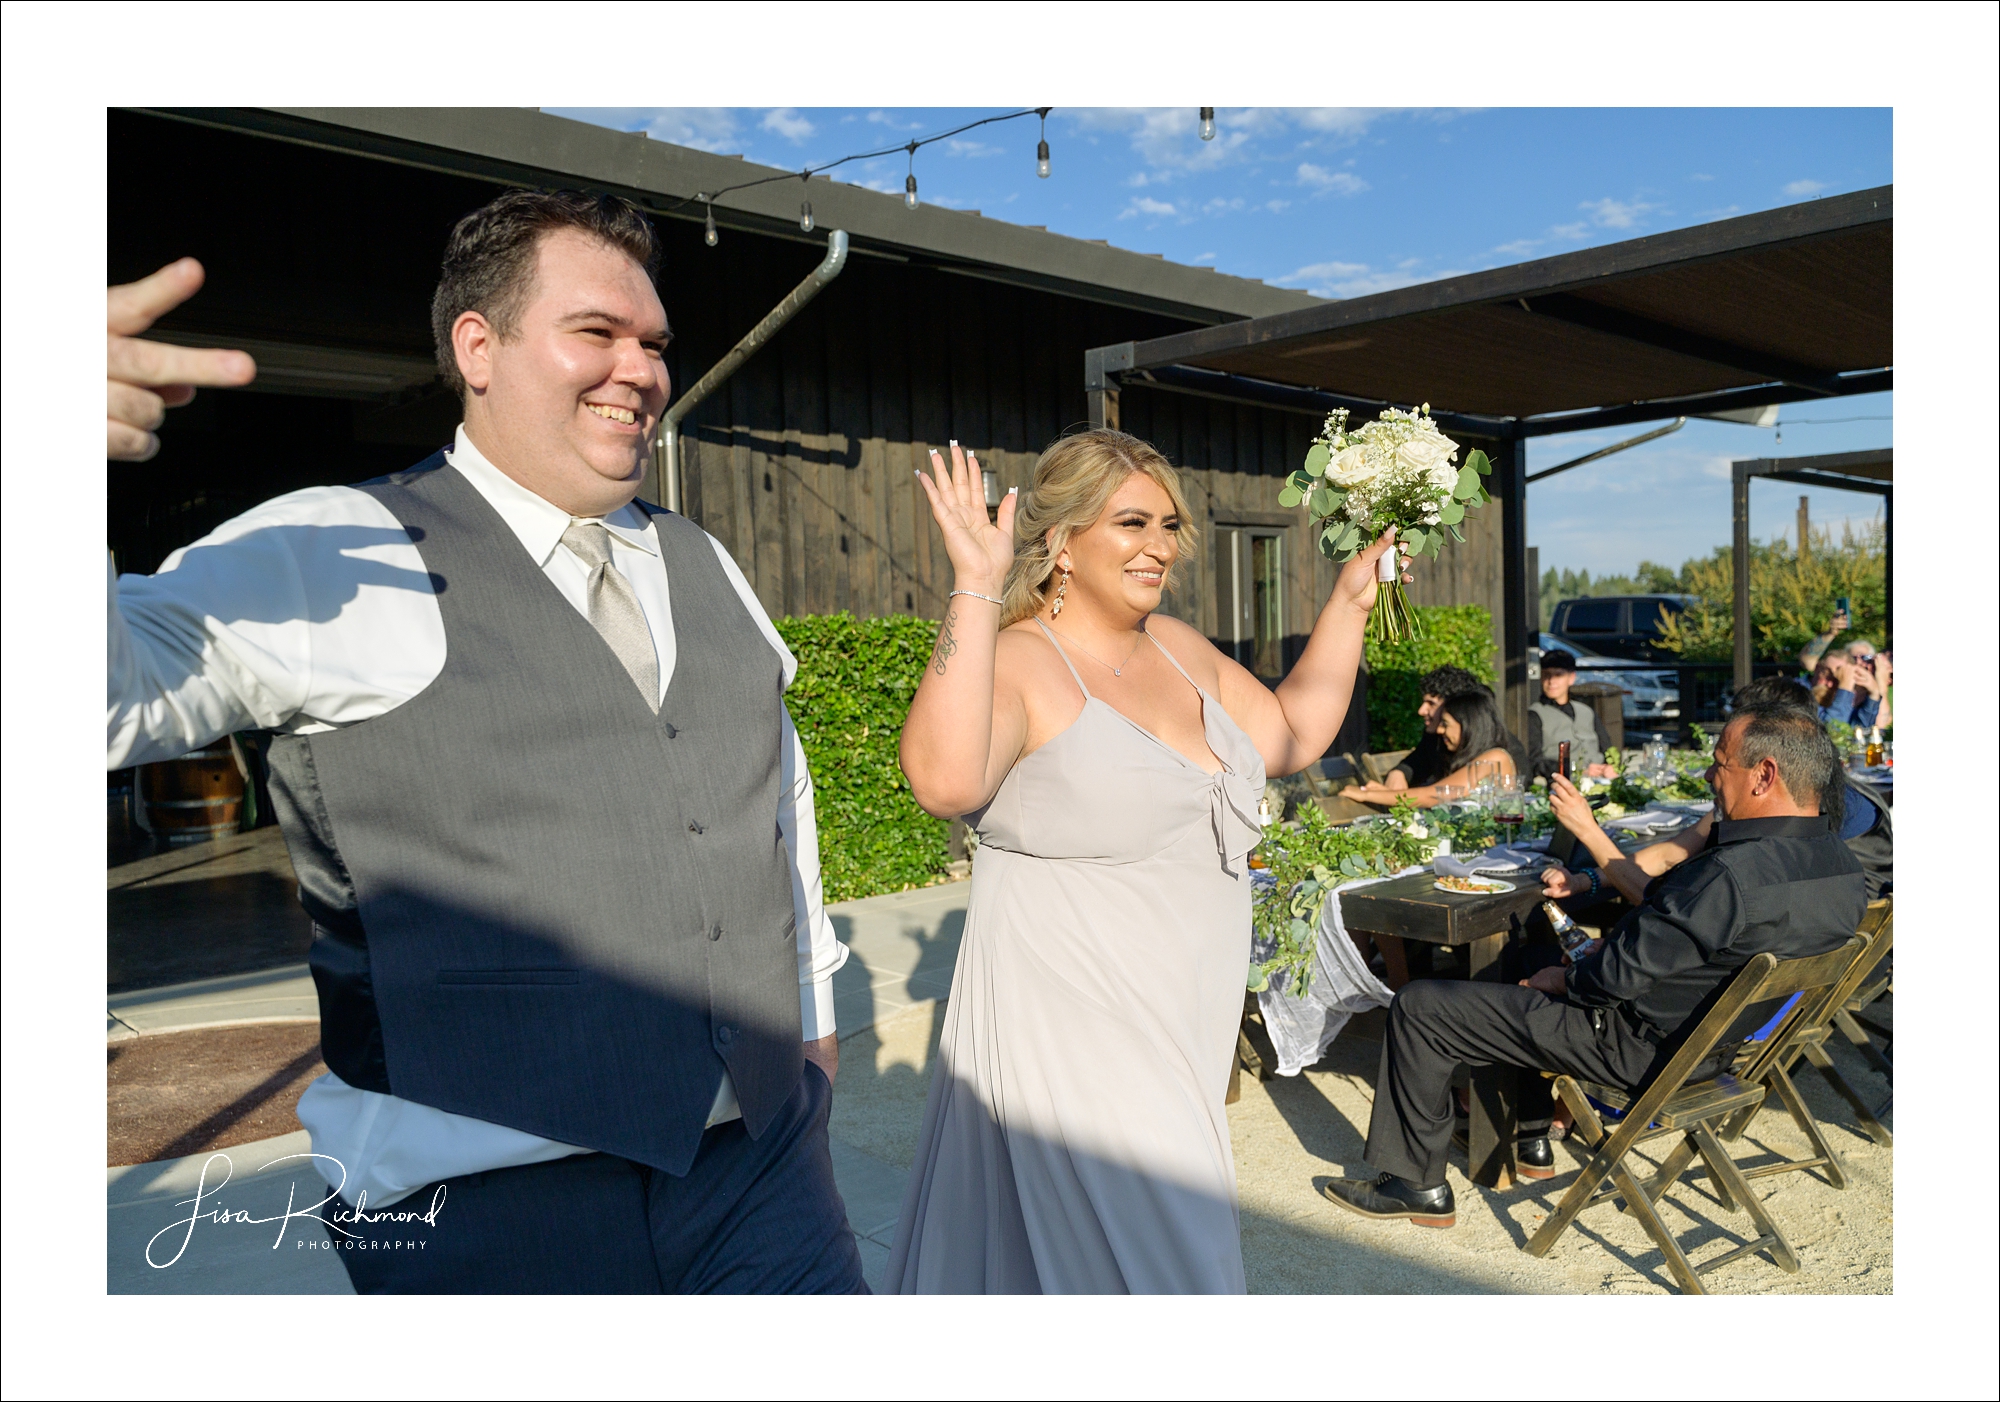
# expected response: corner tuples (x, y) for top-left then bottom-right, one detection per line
(949, 439), (958, 447)
(1008, 487), (1018, 495)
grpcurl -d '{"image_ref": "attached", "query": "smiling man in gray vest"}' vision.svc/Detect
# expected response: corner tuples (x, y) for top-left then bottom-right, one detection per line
(106, 190), (865, 1293)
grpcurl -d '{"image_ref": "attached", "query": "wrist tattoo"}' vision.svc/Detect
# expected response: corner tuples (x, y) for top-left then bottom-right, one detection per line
(932, 607), (959, 675)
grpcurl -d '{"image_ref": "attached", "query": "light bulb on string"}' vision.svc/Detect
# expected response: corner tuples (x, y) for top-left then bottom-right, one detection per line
(703, 200), (718, 247)
(1199, 107), (1216, 141)
(905, 173), (918, 210)
(1035, 107), (1051, 178)
(800, 201), (814, 232)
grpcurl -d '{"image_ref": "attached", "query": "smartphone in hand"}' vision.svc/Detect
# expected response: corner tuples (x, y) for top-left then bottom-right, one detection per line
(1835, 596), (1851, 617)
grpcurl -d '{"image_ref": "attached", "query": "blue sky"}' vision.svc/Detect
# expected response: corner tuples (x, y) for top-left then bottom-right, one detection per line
(552, 106), (1893, 577)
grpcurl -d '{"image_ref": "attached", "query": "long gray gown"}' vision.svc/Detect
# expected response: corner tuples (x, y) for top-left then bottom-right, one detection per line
(886, 621), (1266, 1293)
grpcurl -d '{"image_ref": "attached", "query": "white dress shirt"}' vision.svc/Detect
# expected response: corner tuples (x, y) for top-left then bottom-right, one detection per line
(108, 426), (847, 1206)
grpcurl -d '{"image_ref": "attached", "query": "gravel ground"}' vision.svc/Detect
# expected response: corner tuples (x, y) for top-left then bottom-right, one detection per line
(830, 997), (1893, 1295)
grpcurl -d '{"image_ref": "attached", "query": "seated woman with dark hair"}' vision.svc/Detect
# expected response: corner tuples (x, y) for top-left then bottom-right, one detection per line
(1343, 690), (1519, 809)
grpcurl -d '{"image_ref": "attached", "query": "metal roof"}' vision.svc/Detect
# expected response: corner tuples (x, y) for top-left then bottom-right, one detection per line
(1095, 186), (1891, 436)
(133, 107), (1322, 328)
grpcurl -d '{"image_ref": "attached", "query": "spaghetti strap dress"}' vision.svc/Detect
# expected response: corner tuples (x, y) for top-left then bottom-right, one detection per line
(884, 619), (1267, 1293)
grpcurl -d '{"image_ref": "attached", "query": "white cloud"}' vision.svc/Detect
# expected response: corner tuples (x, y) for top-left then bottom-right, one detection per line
(1689, 172), (1715, 182)
(761, 108), (815, 142)
(1201, 196), (1245, 215)
(1783, 178), (1828, 197)
(1263, 199), (1291, 214)
(1492, 238), (1542, 257)
(1296, 162), (1368, 195)
(944, 138), (1004, 159)
(1279, 259), (1460, 299)
(1119, 195), (1180, 220)
(1577, 196), (1658, 229)
(866, 110), (924, 131)
(611, 108), (745, 153)
(1550, 221), (1589, 240)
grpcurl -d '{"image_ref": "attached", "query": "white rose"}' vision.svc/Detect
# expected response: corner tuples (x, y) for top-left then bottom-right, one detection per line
(1395, 428), (1458, 477)
(1328, 443), (1377, 488)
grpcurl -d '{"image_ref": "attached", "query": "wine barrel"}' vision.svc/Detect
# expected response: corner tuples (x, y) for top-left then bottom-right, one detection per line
(139, 744), (244, 844)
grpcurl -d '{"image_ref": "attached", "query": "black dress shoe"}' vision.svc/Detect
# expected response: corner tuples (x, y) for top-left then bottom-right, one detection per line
(1319, 1173), (1456, 1228)
(1515, 1135), (1555, 1180)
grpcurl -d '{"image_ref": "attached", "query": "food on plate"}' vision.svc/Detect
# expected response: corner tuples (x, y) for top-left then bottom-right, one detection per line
(1434, 875), (1512, 894)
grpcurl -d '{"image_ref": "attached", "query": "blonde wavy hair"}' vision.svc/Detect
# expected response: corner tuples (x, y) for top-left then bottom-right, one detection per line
(1000, 429), (1201, 627)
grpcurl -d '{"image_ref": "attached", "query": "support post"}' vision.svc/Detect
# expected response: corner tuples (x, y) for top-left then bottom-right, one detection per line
(1084, 343), (1133, 431)
(1497, 436), (1531, 741)
(1733, 462), (1753, 691)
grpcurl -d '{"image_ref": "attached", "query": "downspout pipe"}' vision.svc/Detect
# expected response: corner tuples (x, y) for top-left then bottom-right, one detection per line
(656, 229), (849, 512)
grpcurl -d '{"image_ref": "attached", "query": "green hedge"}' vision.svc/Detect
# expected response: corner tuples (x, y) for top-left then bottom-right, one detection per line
(775, 612), (951, 903)
(1363, 605), (1496, 751)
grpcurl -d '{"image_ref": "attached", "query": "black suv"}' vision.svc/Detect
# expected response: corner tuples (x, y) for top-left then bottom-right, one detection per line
(1548, 594), (1695, 663)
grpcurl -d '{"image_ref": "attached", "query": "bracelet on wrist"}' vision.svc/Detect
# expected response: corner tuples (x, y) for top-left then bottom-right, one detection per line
(949, 588), (1004, 607)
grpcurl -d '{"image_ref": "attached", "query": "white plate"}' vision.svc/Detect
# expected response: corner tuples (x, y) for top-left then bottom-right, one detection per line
(1433, 876), (1515, 895)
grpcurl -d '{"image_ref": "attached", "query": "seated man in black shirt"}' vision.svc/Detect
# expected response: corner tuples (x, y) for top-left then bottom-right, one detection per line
(1322, 704), (1866, 1228)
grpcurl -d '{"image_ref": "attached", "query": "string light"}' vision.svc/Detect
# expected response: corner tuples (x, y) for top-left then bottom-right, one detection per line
(642, 107), (1051, 242)
(1199, 107), (1216, 141)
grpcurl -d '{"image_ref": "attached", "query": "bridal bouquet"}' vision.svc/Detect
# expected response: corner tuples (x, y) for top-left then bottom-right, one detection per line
(1278, 404), (1490, 642)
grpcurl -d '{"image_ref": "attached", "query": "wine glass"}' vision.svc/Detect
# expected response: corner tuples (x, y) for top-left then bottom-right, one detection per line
(1493, 775), (1526, 839)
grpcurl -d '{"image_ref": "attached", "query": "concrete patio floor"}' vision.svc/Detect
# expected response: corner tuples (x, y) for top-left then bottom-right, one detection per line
(108, 874), (1892, 1295)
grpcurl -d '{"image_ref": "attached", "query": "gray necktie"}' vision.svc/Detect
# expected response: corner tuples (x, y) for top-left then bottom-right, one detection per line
(561, 519), (660, 710)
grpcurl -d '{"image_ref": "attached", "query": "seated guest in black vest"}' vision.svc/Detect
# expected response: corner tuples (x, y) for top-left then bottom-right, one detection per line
(105, 194), (866, 1293)
(1525, 649), (1616, 783)
(1322, 704), (1865, 1227)
(1378, 665), (1488, 792)
(1541, 676), (1891, 906)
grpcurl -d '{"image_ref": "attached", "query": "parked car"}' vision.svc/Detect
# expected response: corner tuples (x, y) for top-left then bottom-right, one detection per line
(1548, 593), (1697, 664)
(1538, 633), (1680, 728)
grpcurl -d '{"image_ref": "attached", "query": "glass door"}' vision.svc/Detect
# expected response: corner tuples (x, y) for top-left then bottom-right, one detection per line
(1215, 526), (1286, 680)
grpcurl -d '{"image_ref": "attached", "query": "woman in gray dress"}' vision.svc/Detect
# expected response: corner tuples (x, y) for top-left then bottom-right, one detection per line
(889, 430), (1405, 1293)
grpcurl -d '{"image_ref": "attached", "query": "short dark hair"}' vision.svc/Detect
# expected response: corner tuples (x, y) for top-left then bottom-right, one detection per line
(1420, 665), (1487, 700)
(430, 188), (662, 398)
(1538, 648), (1578, 674)
(1729, 705), (1838, 813)
(1732, 676), (1817, 714)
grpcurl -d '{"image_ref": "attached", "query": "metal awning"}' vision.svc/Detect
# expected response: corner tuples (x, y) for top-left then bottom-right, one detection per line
(1085, 186), (1893, 731)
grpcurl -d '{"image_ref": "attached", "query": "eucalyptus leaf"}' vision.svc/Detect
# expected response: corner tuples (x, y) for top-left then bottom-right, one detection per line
(1453, 466), (1481, 501)
(1469, 448), (1492, 476)
(1309, 485), (1336, 517)
(1448, 523), (1465, 542)
(1439, 499), (1465, 525)
(1402, 527), (1427, 555)
(1288, 917), (1311, 942)
(1303, 442), (1331, 476)
(1289, 469), (1314, 492)
(1279, 484), (1303, 508)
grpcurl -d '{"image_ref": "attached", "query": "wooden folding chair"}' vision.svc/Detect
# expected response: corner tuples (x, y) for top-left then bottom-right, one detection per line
(1523, 940), (1864, 1294)
(1711, 898), (1895, 1178)
(1359, 750), (1412, 786)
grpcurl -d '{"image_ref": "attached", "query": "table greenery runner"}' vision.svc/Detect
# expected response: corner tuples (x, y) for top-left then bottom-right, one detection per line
(1279, 405), (1491, 643)
(1252, 797), (1557, 997)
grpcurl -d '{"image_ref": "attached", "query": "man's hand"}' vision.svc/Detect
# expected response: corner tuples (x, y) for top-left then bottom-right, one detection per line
(1824, 655), (1853, 688)
(1547, 773), (1597, 837)
(804, 1032), (839, 1085)
(1520, 964), (1568, 996)
(1541, 865), (1584, 899)
(1584, 762), (1616, 779)
(109, 258), (256, 461)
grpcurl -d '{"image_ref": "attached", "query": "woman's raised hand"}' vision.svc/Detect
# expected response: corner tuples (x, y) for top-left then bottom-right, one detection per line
(917, 442), (1016, 593)
(1329, 528), (1414, 616)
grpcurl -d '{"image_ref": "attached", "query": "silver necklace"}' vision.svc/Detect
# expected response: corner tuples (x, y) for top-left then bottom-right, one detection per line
(1050, 623), (1147, 677)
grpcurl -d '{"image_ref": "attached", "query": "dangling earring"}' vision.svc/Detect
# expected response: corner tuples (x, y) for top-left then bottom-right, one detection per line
(1050, 566), (1070, 618)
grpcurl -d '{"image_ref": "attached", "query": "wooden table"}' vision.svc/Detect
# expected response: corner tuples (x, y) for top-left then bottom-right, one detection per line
(1340, 872), (1550, 1187)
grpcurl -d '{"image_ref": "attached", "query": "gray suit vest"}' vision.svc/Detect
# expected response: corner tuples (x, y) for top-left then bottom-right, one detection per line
(1529, 697), (1604, 770)
(266, 453), (801, 1176)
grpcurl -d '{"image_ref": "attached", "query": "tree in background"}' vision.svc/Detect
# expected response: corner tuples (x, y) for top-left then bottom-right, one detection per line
(1654, 518), (1887, 662)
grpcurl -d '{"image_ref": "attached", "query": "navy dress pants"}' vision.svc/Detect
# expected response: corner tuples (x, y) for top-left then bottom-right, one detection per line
(328, 1063), (867, 1293)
